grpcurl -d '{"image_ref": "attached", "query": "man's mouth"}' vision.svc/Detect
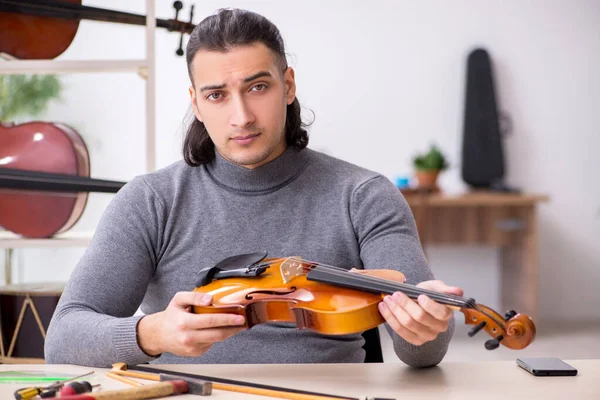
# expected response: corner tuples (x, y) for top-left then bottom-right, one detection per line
(231, 132), (260, 145)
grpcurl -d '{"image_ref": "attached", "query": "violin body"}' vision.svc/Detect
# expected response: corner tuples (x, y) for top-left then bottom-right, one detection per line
(193, 252), (537, 351)
(0, 121), (89, 238)
(0, 0), (196, 60)
(0, 0), (80, 59)
(193, 259), (406, 335)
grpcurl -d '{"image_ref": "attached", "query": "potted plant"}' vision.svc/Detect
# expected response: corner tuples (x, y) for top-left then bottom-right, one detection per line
(0, 74), (62, 123)
(412, 144), (449, 188)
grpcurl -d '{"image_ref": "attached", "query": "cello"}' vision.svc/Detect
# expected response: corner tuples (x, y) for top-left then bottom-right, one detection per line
(0, 121), (126, 238)
(0, 0), (195, 59)
(193, 251), (536, 351)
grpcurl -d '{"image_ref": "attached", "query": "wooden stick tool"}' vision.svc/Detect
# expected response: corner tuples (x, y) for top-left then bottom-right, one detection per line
(109, 363), (212, 396)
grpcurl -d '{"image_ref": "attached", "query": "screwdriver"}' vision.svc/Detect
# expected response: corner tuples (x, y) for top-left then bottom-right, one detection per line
(14, 371), (94, 400)
(13, 386), (45, 400)
(59, 381), (100, 396)
(38, 381), (100, 398)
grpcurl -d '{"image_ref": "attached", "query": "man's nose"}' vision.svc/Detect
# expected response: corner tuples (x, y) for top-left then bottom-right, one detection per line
(230, 96), (255, 128)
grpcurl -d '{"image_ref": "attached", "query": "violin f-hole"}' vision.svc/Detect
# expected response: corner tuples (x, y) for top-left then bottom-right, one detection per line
(245, 287), (297, 300)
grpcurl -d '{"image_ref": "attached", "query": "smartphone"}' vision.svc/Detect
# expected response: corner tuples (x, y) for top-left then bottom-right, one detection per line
(516, 358), (578, 376)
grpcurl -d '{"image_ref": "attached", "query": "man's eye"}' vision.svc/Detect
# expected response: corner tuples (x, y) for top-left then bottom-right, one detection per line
(252, 84), (267, 91)
(207, 93), (222, 101)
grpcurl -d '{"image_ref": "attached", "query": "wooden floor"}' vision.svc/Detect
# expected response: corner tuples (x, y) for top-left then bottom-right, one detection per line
(381, 320), (600, 363)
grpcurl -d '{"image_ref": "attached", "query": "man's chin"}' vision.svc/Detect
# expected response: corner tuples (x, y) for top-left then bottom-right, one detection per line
(227, 151), (271, 169)
(220, 140), (286, 169)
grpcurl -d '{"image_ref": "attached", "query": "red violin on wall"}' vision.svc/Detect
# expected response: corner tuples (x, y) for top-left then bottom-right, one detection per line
(0, 121), (125, 238)
(0, 0), (196, 59)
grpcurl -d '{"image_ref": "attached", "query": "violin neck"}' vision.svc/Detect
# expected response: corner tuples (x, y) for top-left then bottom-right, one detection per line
(0, 167), (125, 193)
(0, 0), (194, 34)
(306, 265), (475, 309)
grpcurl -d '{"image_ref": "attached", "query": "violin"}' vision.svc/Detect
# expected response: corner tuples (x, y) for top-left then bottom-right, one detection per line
(193, 251), (536, 351)
(0, 121), (125, 238)
(0, 0), (195, 59)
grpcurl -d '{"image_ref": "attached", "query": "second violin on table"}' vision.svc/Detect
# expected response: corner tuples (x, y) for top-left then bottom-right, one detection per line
(192, 251), (536, 351)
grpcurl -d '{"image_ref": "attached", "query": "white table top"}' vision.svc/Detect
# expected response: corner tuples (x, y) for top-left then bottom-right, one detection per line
(1, 360), (598, 399)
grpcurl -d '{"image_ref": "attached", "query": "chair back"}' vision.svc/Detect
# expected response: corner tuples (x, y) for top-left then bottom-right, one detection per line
(362, 327), (384, 363)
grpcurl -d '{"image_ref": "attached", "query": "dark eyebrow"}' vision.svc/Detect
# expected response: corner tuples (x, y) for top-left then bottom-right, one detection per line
(199, 71), (273, 92)
(199, 83), (226, 92)
(244, 71), (273, 82)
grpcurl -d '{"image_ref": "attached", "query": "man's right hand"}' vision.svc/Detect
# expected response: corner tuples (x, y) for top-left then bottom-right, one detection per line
(136, 292), (246, 357)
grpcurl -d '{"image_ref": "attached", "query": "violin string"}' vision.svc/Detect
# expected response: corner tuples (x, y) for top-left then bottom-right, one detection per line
(294, 257), (469, 302)
(273, 257), (473, 308)
(333, 263), (465, 300)
(242, 258), (515, 332)
(357, 269), (472, 306)
(253, 257), (472, 307)
(2, 0), (193, 32)
(314, 266), (470, 307)
(267, 256), (452, 300)
(244, 258), (508, 324)
(6, 0), (145, 26)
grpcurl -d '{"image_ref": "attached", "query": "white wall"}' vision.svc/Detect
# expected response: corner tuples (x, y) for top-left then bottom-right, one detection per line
(4, 0), (599, 324)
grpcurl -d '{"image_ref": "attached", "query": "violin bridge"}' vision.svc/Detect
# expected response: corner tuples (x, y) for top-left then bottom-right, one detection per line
(280, 257), (307, 284)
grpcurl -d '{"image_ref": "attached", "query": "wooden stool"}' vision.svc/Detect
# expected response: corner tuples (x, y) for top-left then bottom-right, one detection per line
(0, 282), (64, 364)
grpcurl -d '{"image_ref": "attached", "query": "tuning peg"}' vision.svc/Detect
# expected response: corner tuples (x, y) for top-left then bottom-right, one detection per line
(172, 1), (185, 56)
(172, 1), (192, 56)
(504, 310), (517, 321)
(189, 5), (195, 24)
(468, 321), (486, 337)
(176, 36), (184, 56)
(485, 334), (504, 350)
(175, 4), (195, 56)
(173, 1), (183, 15)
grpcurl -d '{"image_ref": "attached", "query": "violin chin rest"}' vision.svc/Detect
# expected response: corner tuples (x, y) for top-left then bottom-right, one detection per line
(195, 251), (269, 287)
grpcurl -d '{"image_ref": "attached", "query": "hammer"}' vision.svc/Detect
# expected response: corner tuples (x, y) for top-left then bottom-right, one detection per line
(113, 364), (361, 400)
(109, 363), (212, 396)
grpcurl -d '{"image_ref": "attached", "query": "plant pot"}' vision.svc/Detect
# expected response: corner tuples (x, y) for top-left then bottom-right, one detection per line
(415, 169), (440, 188)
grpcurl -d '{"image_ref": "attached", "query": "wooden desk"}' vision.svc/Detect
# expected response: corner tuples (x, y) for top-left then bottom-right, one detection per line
(1, 360), (597, 399)
(403, 192), (549, 322)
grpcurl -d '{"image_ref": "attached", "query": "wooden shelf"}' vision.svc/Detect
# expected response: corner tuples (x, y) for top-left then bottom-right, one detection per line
(404, 191), (550, 207)
(0, 1), (157, 253)
(0, 58), (148, 76)
(0, 356), (45, 364)
(0, 231), (93, 248)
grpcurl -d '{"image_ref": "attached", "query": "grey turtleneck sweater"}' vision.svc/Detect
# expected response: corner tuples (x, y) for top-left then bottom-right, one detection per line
(44, 146), (455, 368)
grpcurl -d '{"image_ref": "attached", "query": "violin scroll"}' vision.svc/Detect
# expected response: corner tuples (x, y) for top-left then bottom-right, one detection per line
(460, 304), (536, 350)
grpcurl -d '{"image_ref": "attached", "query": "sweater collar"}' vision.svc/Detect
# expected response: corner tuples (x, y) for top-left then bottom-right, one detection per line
(205, 146), (310, 193)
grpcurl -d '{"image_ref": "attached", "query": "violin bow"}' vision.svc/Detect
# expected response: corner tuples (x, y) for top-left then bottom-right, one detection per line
(129, 364), (394, 400)
(0, 167), (125, 193)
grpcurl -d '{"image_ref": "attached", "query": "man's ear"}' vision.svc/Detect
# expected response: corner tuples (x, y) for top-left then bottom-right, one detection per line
(189, 86), (203, 122)
(283, 67), (296, 105)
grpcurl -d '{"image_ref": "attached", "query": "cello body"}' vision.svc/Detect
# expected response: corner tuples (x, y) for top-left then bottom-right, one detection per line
(0, 121), (90, 238)
(0, 0), (81, 60)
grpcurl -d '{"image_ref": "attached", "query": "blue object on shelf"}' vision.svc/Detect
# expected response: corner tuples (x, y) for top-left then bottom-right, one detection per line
(395, 177), (410, 189)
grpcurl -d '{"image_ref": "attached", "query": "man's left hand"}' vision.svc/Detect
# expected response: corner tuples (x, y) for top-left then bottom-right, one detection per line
(377, 280), (464, 346)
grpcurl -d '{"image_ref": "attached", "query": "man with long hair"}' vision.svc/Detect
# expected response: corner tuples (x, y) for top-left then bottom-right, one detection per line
(45, 8), (463, 368)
